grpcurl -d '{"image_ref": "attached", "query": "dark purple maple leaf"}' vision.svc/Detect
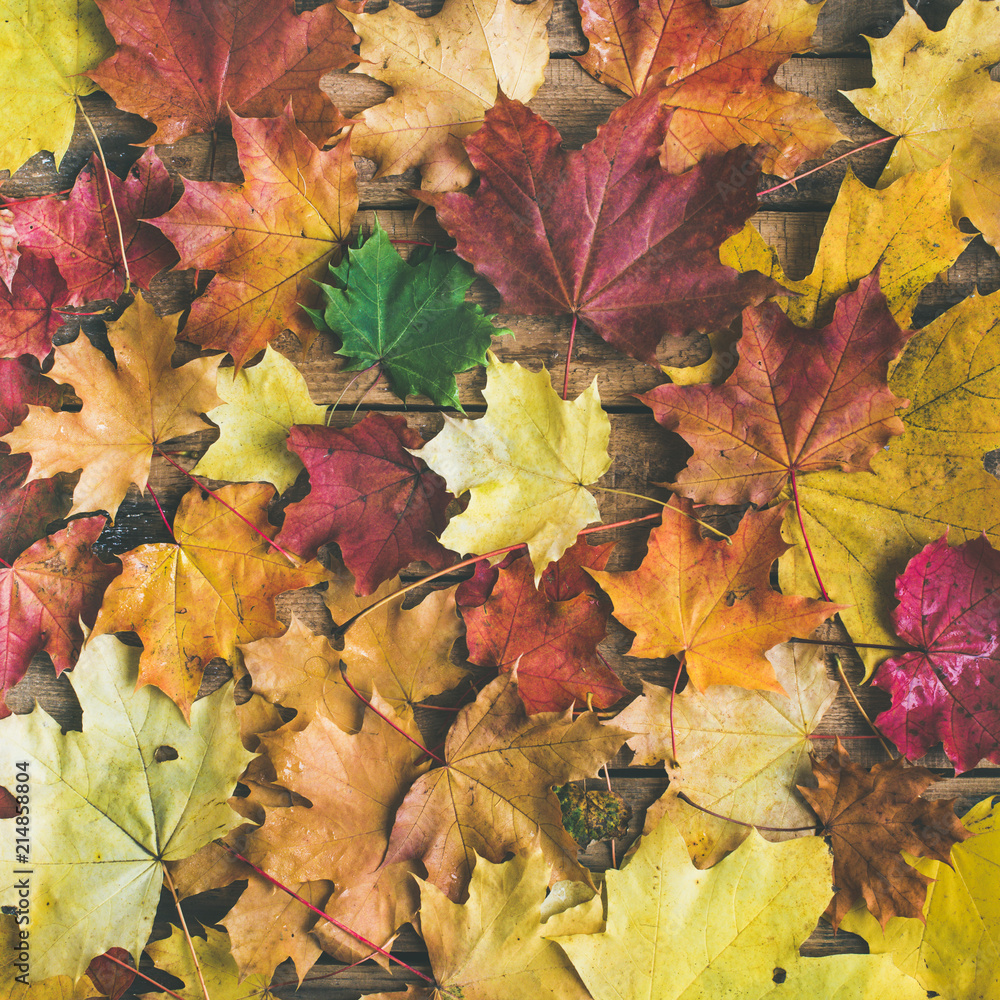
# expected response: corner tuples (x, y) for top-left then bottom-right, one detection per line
(279, 413), (457, 595)
(6, 148), (178, 306)
(463, 550), (627, 713)
(417, 87), (779, 364)
(874, 533), (1000, 773)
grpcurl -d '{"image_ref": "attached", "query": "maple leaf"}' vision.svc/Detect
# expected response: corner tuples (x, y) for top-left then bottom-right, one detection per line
(385, 671), (628, 900)
(412, 352), (611, 580)
(419, 90), (779, 365)
(799, 738), (971, 929)
(640, 269), (914, 505)
(873, 534), (1000, 773)
(0, 463), (73, 567)
(841, 795), (1000, 1000)
(0, 252), (68, 360)
(0, 207), (18, 289)
(325, 571), (468, 726)
(617, 642), (838, 867)
(463, 549), (627, 713)
(241, 616), (359, 733)
(575, 0), (844, 177)
(0, 632), (253, 981)
(92, 482), (326, 717)
(843, 0), (1000, 248)
(344, 0), (552, 192)
(88, 0), (358, 148)
(0, 0), (113, 173)
(85, 950), (135, 1000)
(587, 500), (841, 692)
(722, 163), (971, 329)
(552, 810), (927, 1000)
(144, 926), (272, 1000)
(555, 785), (632, 848)
(778, 287), (1000, 679)
(309, 219), (506, 409)
(279, 413), (456, 594)
(6, 149), (178, 306)
(1, 296), (222, 519)
(374, 847), (598, 1000)
(149, 106), (358, 369)
(0, 515), (118, 716)
(221, 877), (332, 984)
(192, 344), (327, 493)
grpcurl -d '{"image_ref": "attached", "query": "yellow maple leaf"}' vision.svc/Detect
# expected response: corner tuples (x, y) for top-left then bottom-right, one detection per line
(843, 0), (1000, 248)
(411, 351), (611, 581)
(344, 0), (552, 192)
(0, 296), (222, 519)
(0, 0), (112, 173)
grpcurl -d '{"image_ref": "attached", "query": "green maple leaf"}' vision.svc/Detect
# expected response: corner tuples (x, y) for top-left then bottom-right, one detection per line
(0, 633), (253, 983)
(307, 218), (507, 409)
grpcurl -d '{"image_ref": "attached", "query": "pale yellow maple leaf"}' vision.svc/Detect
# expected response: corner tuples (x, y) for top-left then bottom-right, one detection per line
(617, 642), (838, 867)
(720, 162), (970, 330)
(552, 811), (927, 999)
(0, 296), (221, 519)
(344, 0), (552, 192)
(193, 344), (327, 493)
(842, 0), (1000, 248)
(411, 351), (611, 581)
(0, 0), (112, 173)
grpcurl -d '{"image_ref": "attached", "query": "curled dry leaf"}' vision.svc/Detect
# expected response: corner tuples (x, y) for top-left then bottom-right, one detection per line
(799, 738), (972, 929)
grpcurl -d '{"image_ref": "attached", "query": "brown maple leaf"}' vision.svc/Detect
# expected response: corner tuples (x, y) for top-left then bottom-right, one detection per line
(587, 500), (842, 692)
(385, 671), (629, 900)
(575, 0), (844, 177)
(149, 106), (358, 369)
(92, 482), (326, 717)
(0, 296), (222, 519)
(798, 739), (973, 929)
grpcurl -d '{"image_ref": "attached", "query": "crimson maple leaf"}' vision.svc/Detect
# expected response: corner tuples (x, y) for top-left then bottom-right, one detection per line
(0, 515), (119, 717)
(279, 414), (456, 595)
(640, 269), (914, 505)
(417, 88), (779, 364)
(462, 544), (626, 713)
(0, 252), (68, 360)
(89, 0), (359, 148)
(5, 149), (178, 306)
(874, 533), (1000, 773)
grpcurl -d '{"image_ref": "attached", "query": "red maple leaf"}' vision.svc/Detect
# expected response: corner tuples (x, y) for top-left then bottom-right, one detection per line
(417, 88), (778, 364)
(463, 547), (627, 713)
(89, 0), (359, 148)
(0, 515), (119, 717)
(639, 269), (914, 505)
(279, 414), (456, 595)
(874, 534), (1000, 773)
(5, 149), (178, 306)
(0, 252), (68, 360)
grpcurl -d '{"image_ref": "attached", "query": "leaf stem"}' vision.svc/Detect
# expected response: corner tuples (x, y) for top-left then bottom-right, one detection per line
(101, 952), (187, 1000)
(162, 864), (213, 1000)
(338, 661), (446, 764)
(669, 653), (684, 766)
(74, 95), (132, 298)
(592, 487), (732, 542)
(789, 468), (830, 601)
(833, 656), (896, 759)
(791, 636), (916, 653)
(676, 792), (819, 832)
(152, 444), (301, 565)
(217, 844), (437, 986)
(563, 313), (578, 401)
(758, 135), (896, 197)
(146, 485), (175, 541)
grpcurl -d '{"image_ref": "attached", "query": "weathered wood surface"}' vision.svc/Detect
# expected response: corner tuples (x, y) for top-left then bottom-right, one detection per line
(6, 0), (999, 996)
